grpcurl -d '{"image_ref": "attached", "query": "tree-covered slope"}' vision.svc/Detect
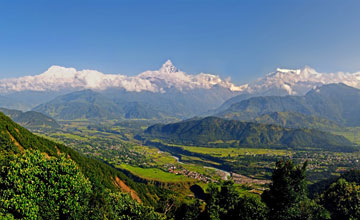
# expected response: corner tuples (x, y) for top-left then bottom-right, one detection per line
(253, 112), (341, 131)
(218, 95), (309, 121)
(33, 85), (236, 120)
(0, 112), (163, 206)
(145, 117), (355, 151)
(218, 83), (360, 126)
(304, 83), (360, 126)
(0, 107), (59, 129)
(32, 90), (163, 120)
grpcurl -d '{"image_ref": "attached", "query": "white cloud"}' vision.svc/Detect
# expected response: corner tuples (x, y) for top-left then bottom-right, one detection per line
(247, 66), (360, 95)
(0, 60), (246, 93)
(1, 61), (360, 95)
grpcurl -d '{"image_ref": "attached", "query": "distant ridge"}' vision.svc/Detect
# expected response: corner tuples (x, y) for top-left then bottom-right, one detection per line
(32, 87), (236, 119)
(145, 116), (355, 152)
(32, 90), (166, 120)
(253, 112), (341, 131)
(217, 83), (360, 126)
(2, 63), (360, 117)
(0, 107), (59, 128)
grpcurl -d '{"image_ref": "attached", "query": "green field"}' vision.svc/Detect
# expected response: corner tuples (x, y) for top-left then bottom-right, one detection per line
(117, 164), (193, 182)
(181, 155), (222, 166)
(181, 146), (290, 157)
(53, 132), (94, 141)
(332, 127), (360, 144)
(35, 119), (360, 188)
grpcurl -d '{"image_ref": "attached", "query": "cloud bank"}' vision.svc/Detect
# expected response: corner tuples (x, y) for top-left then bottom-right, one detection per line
(1, 60), (360, 96)
(0, 60), (247, 93)
(248, 66), (360, 95)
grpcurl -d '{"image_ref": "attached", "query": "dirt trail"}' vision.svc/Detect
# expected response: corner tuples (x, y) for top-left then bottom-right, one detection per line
(55, 146), (61, 155)
(113, 176), (142, 203)
(6, 130), (25, 153)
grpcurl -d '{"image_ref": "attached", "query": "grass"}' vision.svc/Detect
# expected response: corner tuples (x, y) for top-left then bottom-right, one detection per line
(332, 127), (360, 145)
(181, 164), (217, 176)
(53, 132), (93, 141)
(132, 145), (178, 166)
(34, 133), (66, 145)
(181, 155), (222, 166)
(158, 142), (290, 158)
(117, 164), (193, 182)
(181, 146), (290, 158)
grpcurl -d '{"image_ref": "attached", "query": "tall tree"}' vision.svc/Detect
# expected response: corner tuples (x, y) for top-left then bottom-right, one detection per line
(321, 178), (360, 220)
(262, 160), (329, 220)
(204, 180), (267, 220)
(0, 150), (92, 219)
(106, 191), (164, 220)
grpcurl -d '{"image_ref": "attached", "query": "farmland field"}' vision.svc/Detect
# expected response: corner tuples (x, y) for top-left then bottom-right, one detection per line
(117, 164), (193, 182)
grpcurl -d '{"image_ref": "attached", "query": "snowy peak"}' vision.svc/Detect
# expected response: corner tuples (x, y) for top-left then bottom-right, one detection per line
(40, 65), (77, 79)
(160, 60), (178, 73)
(0, 61), (245, 93)
(248, 66), (360, 95)
(1, 62), (360, 96)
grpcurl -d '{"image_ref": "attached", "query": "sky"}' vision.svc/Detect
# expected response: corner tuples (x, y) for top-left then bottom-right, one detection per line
(0, 0), (360, 84)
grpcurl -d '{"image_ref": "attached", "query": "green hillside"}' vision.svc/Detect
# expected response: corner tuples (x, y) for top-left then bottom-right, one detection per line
(218, 95), (308, 120)
(253, 112), (341, 130)
(0, 112), (164, 206)
(33, 86), (236, 120)
(145, 117), (355, 151)
(32, 90), (163, 120)
(0, 107), (60, 128)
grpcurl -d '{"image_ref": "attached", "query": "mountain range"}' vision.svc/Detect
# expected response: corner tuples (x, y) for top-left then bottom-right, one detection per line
(0, 60), (245, 94)
(217, 83), (360, 127)
(252, 112), (341, 131)
(32, 90), (164, 120)
(2, 62), (360, 96)
(1, 61), (360, 124)
(1, 61), (360, 115)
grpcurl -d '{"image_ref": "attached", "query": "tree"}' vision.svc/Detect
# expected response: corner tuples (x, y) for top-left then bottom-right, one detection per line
(261, 160), (329, 220)
(105, 191), (164, 220)
(230, 196), (268, 220)
(321, 178), (360, 220)
(204, 180), (267, 220)
(0, 150), (92, 219)
(173, 199), (204, 220)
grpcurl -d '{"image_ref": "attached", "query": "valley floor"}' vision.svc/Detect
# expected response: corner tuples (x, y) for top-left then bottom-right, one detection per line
(33, 119), (360, 197)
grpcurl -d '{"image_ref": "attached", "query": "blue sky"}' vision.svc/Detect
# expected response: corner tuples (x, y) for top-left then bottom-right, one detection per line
(0, 0), (359, 84)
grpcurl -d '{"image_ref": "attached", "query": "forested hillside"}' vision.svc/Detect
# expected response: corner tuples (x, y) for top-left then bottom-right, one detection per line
(0, 112), (168, 219)
(253, 112), (341, 130)
(145, 117), (355, 151)
(32, 90), (164, 120)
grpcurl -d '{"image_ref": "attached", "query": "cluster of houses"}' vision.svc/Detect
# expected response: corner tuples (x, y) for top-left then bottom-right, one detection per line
(167, 166), (213, 183)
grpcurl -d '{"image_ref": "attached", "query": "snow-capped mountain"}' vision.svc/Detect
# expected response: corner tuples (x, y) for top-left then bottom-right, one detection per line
(0, 60), (247, 93)
(209, 66), (360, 115)
(2, 61), (360, 116)
(246, 66), (360, 96)
(1, 61), (360, 96)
